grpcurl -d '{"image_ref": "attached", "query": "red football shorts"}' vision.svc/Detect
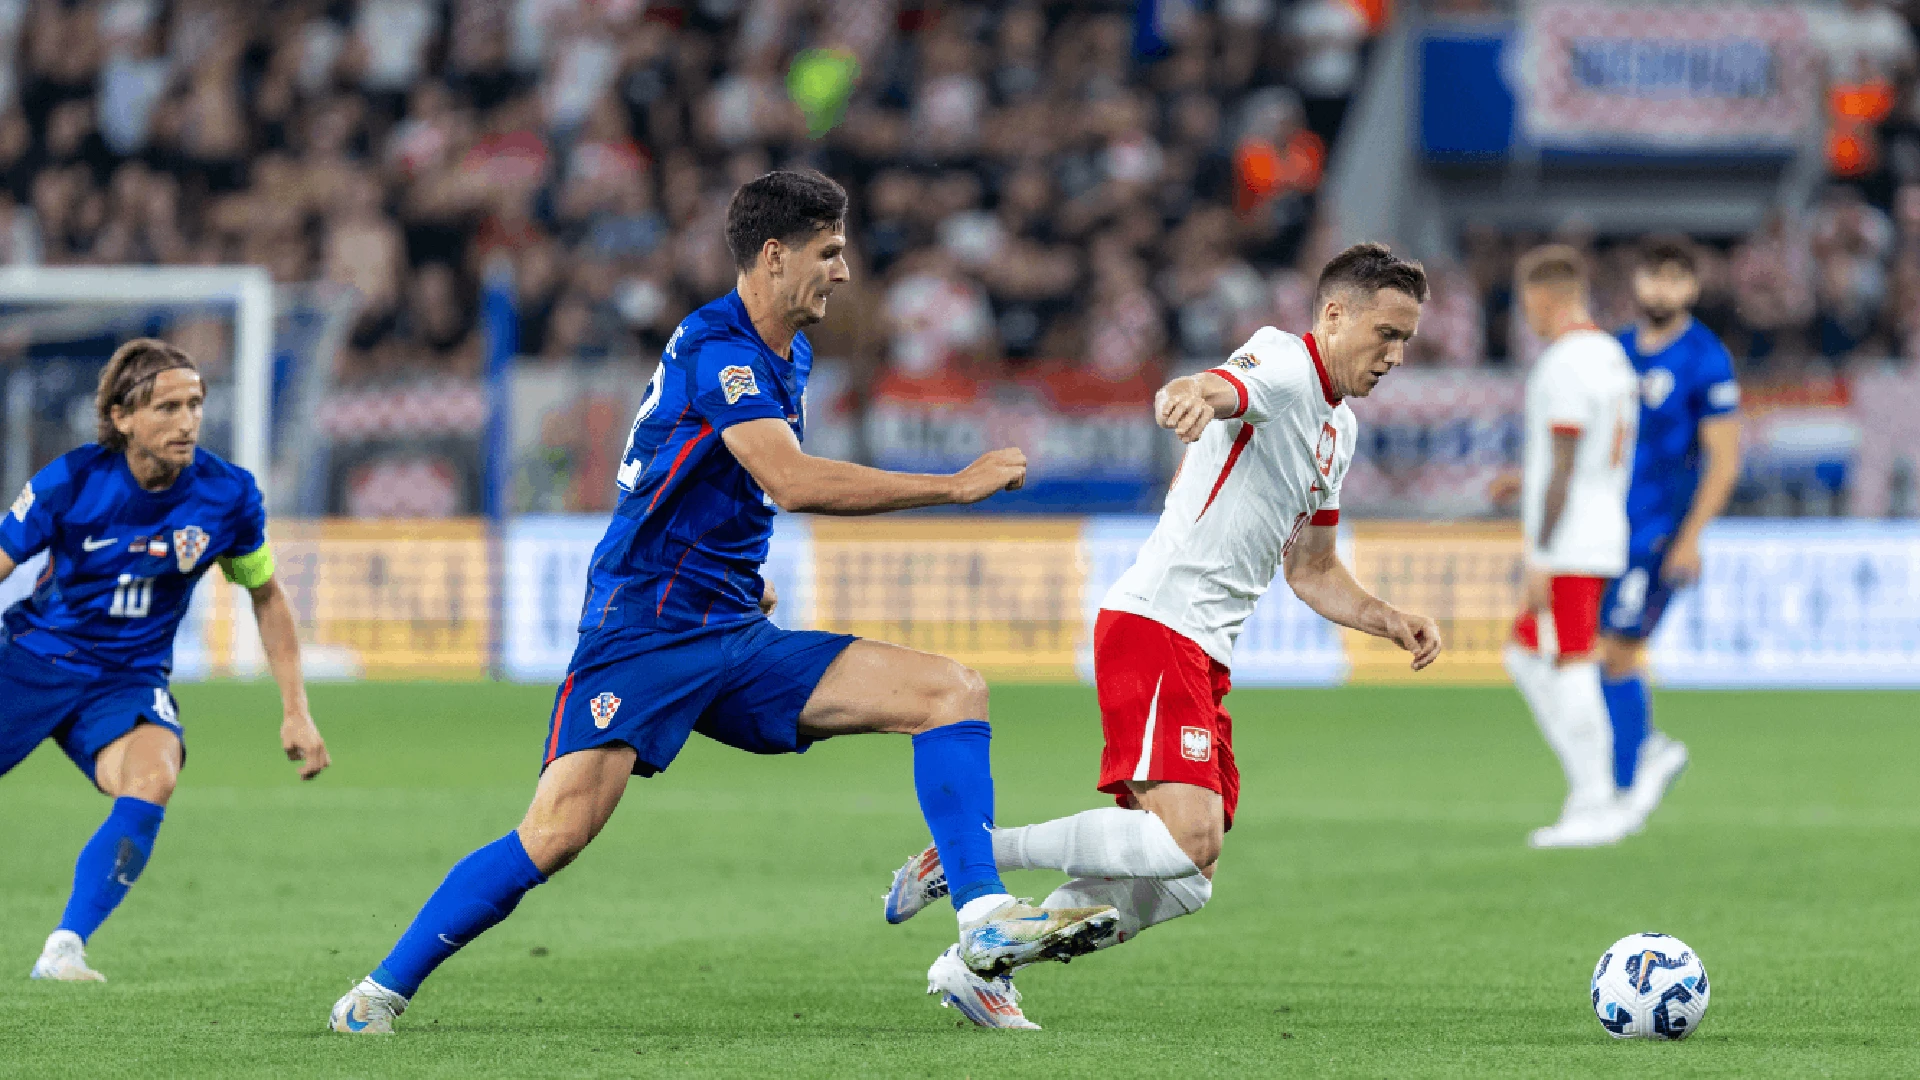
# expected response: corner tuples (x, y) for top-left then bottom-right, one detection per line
(1094, 609), (1239, 829)
(1511, 575), (1607, 657)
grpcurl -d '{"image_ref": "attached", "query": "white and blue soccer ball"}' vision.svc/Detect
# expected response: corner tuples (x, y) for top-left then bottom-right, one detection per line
(1590, 932), (1710, 1040)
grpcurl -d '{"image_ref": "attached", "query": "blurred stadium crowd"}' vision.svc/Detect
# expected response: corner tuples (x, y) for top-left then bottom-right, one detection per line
(10, 0), (1920, 382)
(0, 0), (1378, 385)
(3, 0), (1920, 518)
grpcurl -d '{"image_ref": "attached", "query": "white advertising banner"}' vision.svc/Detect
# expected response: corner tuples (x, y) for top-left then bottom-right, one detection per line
(1650, 521), (1920, 687)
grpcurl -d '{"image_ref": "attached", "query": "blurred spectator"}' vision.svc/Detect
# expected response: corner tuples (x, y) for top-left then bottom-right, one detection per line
(0, 1), (1384, 393)
(1286, 0), (1370, 144)
(886, 250), (995, 377)
(1232, 87), (1323, 264)
(1731, 209), (1817, 362)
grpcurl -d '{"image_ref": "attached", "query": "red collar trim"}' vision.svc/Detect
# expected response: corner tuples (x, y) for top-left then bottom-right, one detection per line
(1303, 333), (1340, 407)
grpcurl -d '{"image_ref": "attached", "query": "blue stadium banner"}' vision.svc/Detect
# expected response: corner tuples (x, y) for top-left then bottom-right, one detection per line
(1518, 2), (1819, 151)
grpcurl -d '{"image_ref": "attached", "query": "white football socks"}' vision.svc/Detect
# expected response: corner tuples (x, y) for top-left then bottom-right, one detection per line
(1040, 873), (1212, 948)
(1507, 644), (1618, 815)
(1505, 643), (1566, 762)
(955, 892), (1016, 926)
(1550, 659), (1616, 812)
(991, 807), (1201, 880)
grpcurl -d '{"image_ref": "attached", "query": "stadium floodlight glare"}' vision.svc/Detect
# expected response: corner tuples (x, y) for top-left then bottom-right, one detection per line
(0, 265), (274, 492)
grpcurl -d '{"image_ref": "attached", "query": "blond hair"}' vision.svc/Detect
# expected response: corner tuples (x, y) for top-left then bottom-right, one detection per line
(1516, 244), (1589, 289)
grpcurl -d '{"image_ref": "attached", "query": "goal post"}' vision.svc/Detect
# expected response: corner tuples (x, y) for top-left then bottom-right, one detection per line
(0, 265), (278, 679)
(0, 265), (274, 491)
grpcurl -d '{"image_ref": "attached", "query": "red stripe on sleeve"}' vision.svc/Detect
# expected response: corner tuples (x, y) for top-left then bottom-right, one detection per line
(1196, 424), (1255, 521)
(1310, 508), (1339, 526)
(1206, 369), (1250, 418)
(1550, 423), (1584, 436)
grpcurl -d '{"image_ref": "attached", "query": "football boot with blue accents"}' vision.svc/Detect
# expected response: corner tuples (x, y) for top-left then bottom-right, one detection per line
(329, 977), (409, 1034)
(926, 944), (1039, 1029)
(959, 898), (1117, 979)
(883, 845), (947, 924)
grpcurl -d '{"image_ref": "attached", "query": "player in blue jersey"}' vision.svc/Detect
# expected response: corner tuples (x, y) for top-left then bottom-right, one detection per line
(1, 339), (330, 981)
(330, 170), (1119, 1034)
(1602, 237), (1742, 834)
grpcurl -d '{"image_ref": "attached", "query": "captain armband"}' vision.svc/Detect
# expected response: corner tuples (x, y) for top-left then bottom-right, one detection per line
(218, 544), (276, 589)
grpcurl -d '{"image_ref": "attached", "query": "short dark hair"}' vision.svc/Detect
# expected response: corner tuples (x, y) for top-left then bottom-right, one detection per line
(1516, 243), (1588, 289)
(96, 338), (198, 451)
(724, 170), (848, 271)
(1315, 242), (1429, 306)
(1636, 233), (1698, 276)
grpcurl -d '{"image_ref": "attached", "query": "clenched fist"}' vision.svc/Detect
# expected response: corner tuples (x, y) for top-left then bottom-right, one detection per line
(949, 448), (1028, 504)
(1155, 378), (1215, 443)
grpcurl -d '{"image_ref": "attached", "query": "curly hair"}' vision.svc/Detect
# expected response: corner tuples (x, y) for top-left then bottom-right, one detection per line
(95, 338), (198, 452)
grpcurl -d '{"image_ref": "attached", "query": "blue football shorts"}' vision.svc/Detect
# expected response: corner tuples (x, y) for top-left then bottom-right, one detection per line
(541, 616), (857, 776)
(1602, 547), (1679, 642)
(0, 639), (184, 783)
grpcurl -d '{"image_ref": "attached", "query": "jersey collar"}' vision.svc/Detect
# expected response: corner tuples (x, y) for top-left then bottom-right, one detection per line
(1302, 333), (1341, 407)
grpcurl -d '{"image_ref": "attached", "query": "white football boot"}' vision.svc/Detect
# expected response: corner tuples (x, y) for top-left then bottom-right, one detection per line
(1621, 733), (1689, 835)
(958, 898), (1117, 979)
(1528, 798), (1631, 849)
(29, 930), (106, 982)
(884, 845), (946, 924)
(926, 945), (1040, 1029)
(329, 977), (409, 1034)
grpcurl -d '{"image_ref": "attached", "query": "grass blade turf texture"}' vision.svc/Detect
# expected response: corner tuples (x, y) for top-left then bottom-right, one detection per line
(1, 683), (1915, 1078)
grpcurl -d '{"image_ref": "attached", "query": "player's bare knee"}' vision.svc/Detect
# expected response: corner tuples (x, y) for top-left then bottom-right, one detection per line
(1600, 640), (1640, 679)
(121, 768), (177, 805)
(913, 659), (988, 733)
(515, 818), (590, 876)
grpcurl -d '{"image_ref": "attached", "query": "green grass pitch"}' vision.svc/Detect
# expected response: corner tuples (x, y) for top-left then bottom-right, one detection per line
(1, 682), (1916, 1078)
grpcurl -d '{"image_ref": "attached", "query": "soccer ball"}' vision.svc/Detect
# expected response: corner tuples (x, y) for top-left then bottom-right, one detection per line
(1590, 932), (1710, 1040)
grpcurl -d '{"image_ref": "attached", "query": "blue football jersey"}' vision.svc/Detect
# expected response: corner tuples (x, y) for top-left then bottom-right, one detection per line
(1616, 319), (1741, 556)
(0, 444), (268, 675)
(580, 290), (809, 634)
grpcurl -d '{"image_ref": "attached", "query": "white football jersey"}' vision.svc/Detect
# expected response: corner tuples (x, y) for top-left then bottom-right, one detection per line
(1521, 328), (1639, 575)
(1104, 327), (1356, 666)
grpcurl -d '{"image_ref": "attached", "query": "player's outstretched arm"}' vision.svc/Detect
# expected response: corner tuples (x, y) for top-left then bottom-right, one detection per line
(1283, 525), (1442, 671)
(0, 549), (12, 584)
(723, 417), (1025, 515)
(247, 578), (330, 779)
(1154, 373), (1243, 443)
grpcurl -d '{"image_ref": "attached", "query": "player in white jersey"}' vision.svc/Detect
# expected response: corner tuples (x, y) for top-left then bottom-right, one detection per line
(883, 244), (1443, 1027)
(1501, 245), (1641, 849)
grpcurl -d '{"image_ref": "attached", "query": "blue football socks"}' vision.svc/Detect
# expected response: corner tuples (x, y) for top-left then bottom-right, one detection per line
(910, 720), (1007, 910)
(1602, 673), (1650, 789)
(59, 795), (165, 942)
(370, 831), (548, 998)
